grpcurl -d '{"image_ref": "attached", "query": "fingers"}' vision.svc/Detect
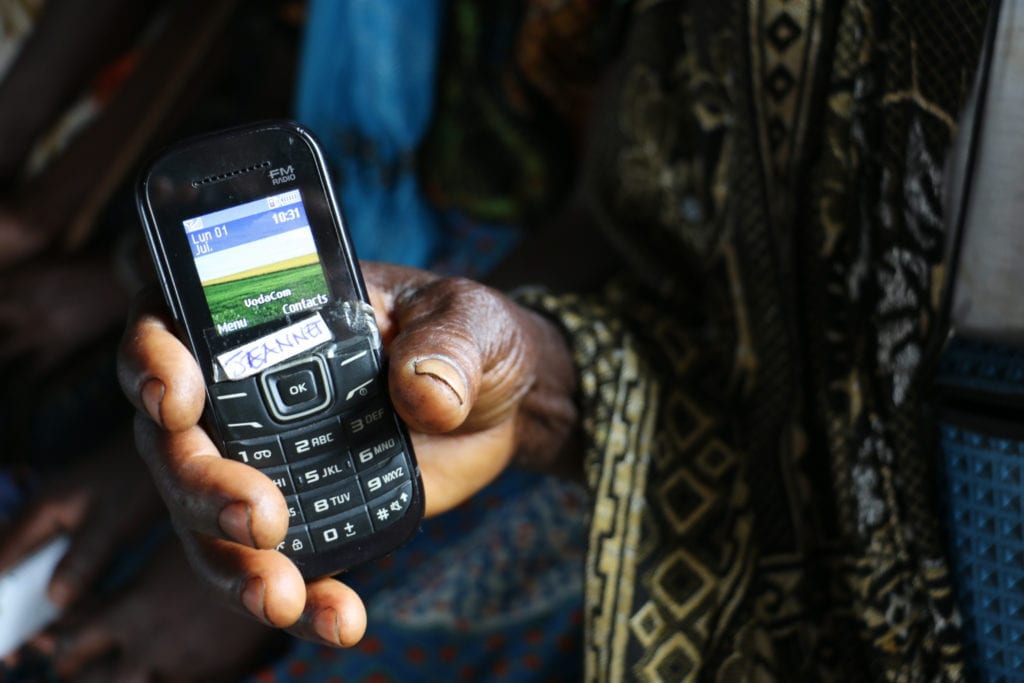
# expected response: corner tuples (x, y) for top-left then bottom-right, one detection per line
(117, 288), (205, 432)
(134, 415), (288, 549)
(362, 263), (535, 435)
(359, 261), (439, 344)
(285, 577), (367, 648)
(391, 277), (535, 433)
(182, 534), (306, 628)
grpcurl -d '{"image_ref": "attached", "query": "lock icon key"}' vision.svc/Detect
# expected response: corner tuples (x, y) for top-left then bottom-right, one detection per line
(292, 538), (304, 551)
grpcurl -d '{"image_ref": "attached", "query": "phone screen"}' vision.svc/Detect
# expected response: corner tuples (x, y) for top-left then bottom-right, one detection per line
(183, 189), (331, 336)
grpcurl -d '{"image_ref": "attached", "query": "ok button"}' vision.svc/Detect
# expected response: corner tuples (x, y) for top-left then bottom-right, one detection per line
(280, 369), (316, 407)
(261, 356), (332, 421)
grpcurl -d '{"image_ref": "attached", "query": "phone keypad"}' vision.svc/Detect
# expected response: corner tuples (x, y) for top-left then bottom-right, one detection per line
(327, 346), (381, 404)
(271, 366), (320, 408)
(215, 339), (416, 560)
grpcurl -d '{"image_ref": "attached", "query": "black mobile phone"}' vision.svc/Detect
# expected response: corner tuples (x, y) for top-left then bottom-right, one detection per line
(136, 121), (423, 579)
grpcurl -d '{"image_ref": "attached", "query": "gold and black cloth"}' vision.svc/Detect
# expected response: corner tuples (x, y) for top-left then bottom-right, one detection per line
(428, 0), (995, 679)
(435, 0), (994, 679)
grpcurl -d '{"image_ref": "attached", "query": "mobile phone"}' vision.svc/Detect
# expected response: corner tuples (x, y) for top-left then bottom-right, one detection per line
(136, 121), (423, 579)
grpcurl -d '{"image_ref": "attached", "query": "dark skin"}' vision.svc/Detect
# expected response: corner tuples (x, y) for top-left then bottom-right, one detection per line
(116, 261), (581, 645)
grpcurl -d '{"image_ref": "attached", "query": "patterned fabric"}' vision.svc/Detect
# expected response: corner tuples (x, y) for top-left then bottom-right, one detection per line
(511, 1), (993, 680)
(937, 339), (1024, 681)
(250, 470), (587, 682)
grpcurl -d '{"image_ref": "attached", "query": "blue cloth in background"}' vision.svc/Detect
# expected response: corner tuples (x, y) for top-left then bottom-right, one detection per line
(938, 338), (1024, 681)
(294, 0), (445, 268)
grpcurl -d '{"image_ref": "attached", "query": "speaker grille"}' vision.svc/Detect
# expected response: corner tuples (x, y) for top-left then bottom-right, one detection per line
(192, 160), (272, 187)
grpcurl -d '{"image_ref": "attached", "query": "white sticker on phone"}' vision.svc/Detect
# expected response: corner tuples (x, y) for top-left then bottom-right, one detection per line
(0, 534), (69, 658)
(217, 312), (334, 380)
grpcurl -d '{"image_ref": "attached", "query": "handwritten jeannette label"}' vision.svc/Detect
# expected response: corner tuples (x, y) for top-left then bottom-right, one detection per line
(217, 313), (333, 380)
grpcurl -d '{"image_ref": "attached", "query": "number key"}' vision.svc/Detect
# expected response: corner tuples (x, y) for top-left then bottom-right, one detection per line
(290, 452), (355, 493)
(280, 418), (343, 463)
(224, 436), (284, 468)
(343, 400), (391, 437)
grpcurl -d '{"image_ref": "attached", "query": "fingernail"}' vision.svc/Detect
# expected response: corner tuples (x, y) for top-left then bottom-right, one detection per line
(140, 378), (165, 425)
(241, 576), (267, 623)
(219, 502), (255, 546)
(413, 358), (466, 406)
(48, 577), (73, 608)
(313, 607), (342, 646)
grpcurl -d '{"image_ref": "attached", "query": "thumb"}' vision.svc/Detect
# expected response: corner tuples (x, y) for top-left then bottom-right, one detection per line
(361, 263), (534, 436)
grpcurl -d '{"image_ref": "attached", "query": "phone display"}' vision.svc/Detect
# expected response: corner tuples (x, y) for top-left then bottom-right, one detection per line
(136, 121), (423, 578)
(183, 189), (330, 335)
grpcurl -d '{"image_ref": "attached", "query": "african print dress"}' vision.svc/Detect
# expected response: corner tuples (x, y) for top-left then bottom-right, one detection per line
(509, 0), (993, 679)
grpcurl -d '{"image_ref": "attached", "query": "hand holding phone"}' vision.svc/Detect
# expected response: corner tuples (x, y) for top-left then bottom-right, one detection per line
(136, 122), (424, 578)
(121, 122), (579, 644)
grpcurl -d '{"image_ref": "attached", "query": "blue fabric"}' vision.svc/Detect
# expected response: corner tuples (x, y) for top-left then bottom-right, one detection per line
(935, 338), (1024, 397)
(293, 0), (445, 268)
(939, 338), (1024, 680)
(941, 424), (1024, 679)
